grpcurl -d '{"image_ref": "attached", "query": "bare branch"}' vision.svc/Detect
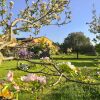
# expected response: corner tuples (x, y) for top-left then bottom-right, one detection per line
(52, 73), (64, 86)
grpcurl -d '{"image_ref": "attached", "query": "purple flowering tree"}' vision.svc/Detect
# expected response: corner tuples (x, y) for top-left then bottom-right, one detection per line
(18, 48), (28, 59)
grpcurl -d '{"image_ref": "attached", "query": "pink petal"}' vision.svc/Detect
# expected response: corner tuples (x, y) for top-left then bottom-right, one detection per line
(7, 71), (13, 82)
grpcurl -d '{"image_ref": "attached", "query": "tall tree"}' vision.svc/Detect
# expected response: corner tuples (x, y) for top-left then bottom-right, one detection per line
(62, 32), (94, 58)
(63, 32), (91, 50)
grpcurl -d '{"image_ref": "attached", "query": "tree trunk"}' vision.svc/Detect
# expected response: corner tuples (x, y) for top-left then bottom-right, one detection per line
(76, 49), (79, 59)
(0, 26), (14, 64)
(0, 41), (12, 50)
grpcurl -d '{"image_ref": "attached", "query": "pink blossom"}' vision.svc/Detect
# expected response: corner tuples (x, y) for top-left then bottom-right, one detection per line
(37, 76), (46, 84)
(21, 76), (29, 82)
(13, 84), (20, 91)
(21, 74), (46, 84)
(27, 74), (38, 81)
(21, 74), (38, 82)
(7, 71), (13, 82)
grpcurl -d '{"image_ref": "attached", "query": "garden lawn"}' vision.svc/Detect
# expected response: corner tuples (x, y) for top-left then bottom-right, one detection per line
(0, 55), (100, 100)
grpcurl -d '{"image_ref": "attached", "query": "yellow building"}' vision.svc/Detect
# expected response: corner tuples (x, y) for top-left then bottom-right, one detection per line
(33, 36), (53, 47)
(17, 36), (59, 54)
(32, 36), (59, 52)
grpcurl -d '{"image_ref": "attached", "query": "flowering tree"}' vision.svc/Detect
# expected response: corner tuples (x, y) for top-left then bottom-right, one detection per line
(0, 0), (71, 51)
(87, 5), (100, 42)
(87, 5), (100, 56)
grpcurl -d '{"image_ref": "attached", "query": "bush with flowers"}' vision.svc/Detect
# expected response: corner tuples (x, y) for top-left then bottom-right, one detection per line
(56, 61), (98, 83)
(57, 62), (78, 74)
(0, 71), (19, 100)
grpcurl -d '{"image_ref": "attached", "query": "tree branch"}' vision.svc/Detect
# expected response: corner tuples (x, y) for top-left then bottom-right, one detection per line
(52, 73), (63, 86)
(11, 18), (33, 27)
(13, 25), (34, 31)
(25, 70), (100, 85)
(18, 59), (100, 86)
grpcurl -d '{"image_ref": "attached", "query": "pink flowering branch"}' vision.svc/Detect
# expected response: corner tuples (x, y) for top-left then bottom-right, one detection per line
(18, 59), (100, 86)
(7, 71), (20, 91)
(7, 71), (14, 82)
(21, 73), (46, 84)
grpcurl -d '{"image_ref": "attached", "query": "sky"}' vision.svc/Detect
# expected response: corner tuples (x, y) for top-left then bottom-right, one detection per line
(35, 0), (99, 44)
(1, 0), (100, 43)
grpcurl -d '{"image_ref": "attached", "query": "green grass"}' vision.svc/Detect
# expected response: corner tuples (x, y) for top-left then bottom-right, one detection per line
(0, 60), (27, 78)
(0, 54), (100, 100)
(42, 83), (100, 100)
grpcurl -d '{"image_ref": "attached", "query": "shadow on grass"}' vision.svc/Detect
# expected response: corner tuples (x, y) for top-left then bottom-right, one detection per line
(71, 62), (99, 67)
(5, 68), (17, 70)
(52, 58), (100, 60)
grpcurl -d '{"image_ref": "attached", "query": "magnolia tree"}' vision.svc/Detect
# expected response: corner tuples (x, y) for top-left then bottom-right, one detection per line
(0, 0), (71, 50)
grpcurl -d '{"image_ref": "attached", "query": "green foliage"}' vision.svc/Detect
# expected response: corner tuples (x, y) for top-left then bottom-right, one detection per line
(59, 63), (71, 73)
(95, 43), (100, 54)
(17, 63), (30, 71)
(64, 32), (91, 48)
(42, 83), (100, 100)
(62, 32), (96, 55)
(30, 45), (42, 54)
(57, 62), (77, 75)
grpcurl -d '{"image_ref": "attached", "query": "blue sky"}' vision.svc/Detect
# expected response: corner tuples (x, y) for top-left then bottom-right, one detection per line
(1, 0), (100, 43)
